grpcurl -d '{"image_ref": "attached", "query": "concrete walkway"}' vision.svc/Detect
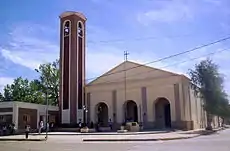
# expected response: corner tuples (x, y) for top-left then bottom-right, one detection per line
(0, 135), (45, 141)
(82, 131), (200, 142)
(32, 130), (171, 136)
(0, 128), (224, 142)
(82, 128), (224, 141)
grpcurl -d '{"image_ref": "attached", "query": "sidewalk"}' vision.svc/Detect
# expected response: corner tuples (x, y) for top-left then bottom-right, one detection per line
(0, 134), (46, 141)
(32, 130), (171, 136)
(82, 131), (199, 142)
(82, 128), (225, 142)
(0, 128), (224, 142)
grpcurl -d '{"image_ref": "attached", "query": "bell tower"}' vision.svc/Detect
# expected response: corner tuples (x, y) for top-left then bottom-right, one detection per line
(59, 11), (86, 124)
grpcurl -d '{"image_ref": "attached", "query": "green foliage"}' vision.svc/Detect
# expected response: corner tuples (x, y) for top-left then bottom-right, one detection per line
(0, 77), (45, 103)
(214, 91), (230, 118)
(0, 92), (4, 101)
(189, 58), (230, 128)
(3, 84), (13, 101)
(35, 59), (59, 106)
(0, 59), (59, 106)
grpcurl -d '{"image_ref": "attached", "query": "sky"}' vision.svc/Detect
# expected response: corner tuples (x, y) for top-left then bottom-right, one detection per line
(0, 0), (230, 97)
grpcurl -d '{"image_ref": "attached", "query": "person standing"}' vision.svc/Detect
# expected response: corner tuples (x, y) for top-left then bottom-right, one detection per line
(78, 119), (82, 128)
(25, 124), (30, 139)
(39, 121), (44, 134)
(109, 118), (113, 131)
(50, 122), (54, 132)
(46, 122), (49, 132)
(2, 125), (7, 136)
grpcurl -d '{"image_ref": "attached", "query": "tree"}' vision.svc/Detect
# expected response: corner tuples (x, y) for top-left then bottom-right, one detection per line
(3, 84), (13, 101)
(1, 77), (47, 104)
(25, 79), (45, 104)
(0, 59), (59, 106)
(0, 92), (4, 101)
(214, 91), (230, 126)
(11, 77), (30, 101)
(189, 58), (227, 130)
(35, 59), (59, 106)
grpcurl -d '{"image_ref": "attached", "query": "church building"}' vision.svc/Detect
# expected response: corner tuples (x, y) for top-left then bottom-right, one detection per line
(58, 11), (212, 130)
(85, 61), (207, 130)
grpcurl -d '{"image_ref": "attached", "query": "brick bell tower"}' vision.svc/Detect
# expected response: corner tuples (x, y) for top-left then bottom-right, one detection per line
(59, 11), (86, 124)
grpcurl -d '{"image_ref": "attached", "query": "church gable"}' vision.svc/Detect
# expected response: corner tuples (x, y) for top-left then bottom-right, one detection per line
(87, 61), (180, 86)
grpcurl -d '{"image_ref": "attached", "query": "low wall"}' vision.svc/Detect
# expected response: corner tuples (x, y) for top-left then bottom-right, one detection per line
(55, 128), (80, 132)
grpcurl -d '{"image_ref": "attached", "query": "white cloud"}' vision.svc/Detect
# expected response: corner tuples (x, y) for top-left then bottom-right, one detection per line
(2, 23), (229, 78)
(0, 77), (14, 92)
(0, 24), (59, 70)
(137, 0), (193, 25)
(203, 0), (223, 6)
(86, 45), (174, 76)
(1, 22), (230, 97)
(136, 0), (230, 26)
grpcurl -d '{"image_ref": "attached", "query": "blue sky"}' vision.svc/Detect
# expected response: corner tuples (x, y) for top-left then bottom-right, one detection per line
(0, 0), (230, 96)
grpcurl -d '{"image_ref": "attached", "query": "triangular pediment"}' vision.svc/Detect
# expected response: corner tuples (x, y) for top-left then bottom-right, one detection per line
(87, 61), (180, 86)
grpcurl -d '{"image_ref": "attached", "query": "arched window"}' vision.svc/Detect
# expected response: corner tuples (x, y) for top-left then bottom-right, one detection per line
(77, 22), (83, 38)
(62, 20), (71, 110)
(64, 21), (70, 37)
(77, 21), (84, 109)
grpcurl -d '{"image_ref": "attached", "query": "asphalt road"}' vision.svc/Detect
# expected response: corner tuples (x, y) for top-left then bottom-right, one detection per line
(0, 129), (230, 151)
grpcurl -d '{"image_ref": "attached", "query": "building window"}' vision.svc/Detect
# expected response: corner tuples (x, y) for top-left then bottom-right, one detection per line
(77, 21), (84, 109)
(62, 20), (71, 110)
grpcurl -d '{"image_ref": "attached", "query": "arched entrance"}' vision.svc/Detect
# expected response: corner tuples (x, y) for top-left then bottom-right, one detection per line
(154, 98), (171, 129)
(96, 102), (109, 126)
(124, 100), (138, 122)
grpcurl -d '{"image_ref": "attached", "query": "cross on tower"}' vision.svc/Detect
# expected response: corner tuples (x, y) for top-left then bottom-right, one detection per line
(124, 51), (129, 61)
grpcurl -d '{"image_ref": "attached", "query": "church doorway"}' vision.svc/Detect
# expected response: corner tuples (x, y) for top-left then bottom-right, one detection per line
(154, 98), (171, 129)
(96, 102), (108, 127)
(124, 100), (138, 122)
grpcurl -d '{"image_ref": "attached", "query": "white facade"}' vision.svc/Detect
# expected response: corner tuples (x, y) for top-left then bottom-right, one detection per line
(0, 101), (59, 129)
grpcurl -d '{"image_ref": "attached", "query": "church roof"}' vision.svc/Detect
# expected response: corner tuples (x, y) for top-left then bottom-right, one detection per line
(87, 61), (189, 86)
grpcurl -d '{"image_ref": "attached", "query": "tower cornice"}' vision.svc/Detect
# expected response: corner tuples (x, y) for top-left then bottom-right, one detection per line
(59, 11), (87, 21)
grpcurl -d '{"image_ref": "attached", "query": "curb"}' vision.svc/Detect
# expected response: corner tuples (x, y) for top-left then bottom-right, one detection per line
(31, 130), (172, 136)
(82, 135), (199, 142)
(0, 138), (46, 141)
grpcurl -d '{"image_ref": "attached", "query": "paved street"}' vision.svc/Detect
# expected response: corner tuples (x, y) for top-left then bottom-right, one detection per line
(0, 129), (230, 151)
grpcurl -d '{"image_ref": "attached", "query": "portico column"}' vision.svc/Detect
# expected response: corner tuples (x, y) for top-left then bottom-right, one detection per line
(141, 87), (148, 127)
(112, 90), (117, 124)
(13, 103), (18, 129)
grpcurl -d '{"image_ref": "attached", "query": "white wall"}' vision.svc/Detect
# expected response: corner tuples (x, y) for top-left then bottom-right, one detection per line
(0, 101), (59, 129)
(0, 101), (14, 108)
(62, 110), (70, 124)
(0, 101), (14, 126)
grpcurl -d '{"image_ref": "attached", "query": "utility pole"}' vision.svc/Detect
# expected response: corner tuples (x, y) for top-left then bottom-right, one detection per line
(124, 51), (129, 122)
(45, 83), (48, 140)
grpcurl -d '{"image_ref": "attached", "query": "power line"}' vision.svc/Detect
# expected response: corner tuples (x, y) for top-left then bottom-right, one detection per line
(87, 32), (229, 44)
(86, 35), (230, 82)
(88, 47), (229, 86)
(87, 34), (192, 44)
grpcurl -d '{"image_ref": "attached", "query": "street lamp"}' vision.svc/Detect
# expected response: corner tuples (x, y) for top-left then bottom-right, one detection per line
(35, 69), (49, 140)
(45, 84), (49, 140)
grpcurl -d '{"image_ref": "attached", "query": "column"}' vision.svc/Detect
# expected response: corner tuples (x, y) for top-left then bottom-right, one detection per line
(13, 103), (18, 129)
(173, 83), (182, 129)
(112, 90), (117, 123)
(141, 87), (148, 127)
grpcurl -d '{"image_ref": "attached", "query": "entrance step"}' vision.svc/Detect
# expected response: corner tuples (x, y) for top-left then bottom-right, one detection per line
(99, 127), (111, 132)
